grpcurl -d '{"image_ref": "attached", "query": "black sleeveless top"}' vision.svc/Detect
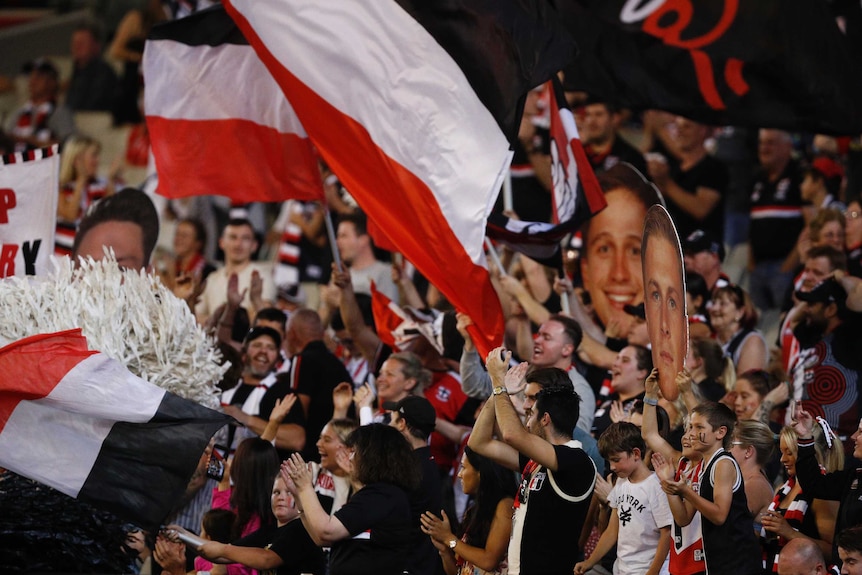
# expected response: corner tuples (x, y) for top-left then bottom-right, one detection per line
(699, 449), (762, 575)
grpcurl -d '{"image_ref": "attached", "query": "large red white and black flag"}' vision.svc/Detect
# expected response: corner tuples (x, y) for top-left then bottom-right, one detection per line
(143, 6), (323, 202)
(486, 78), (605, 265)
(222, 0), (576, 357)
(561, 0), (862, 135)
(0, 329), (231, 530)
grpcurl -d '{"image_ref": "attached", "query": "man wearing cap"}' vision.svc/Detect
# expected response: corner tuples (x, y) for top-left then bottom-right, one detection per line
(220, 326), (306, 454)
(386, 396), (444, 575)
(779, 246), (847, 376)
(789, 278), (862, 454)
(252, 307), (290, 374)
(6, 58), (76, 152)
(683, 229), (730, 293)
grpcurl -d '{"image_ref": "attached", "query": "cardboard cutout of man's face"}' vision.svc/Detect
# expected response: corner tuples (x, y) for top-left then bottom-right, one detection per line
(642, 206), (688, 401)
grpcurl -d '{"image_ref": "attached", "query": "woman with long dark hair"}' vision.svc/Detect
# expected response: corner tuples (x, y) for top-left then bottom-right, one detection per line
(420, 446), (516, 575)
(283, 423), (419, 575)
(214, 438), (280, 540)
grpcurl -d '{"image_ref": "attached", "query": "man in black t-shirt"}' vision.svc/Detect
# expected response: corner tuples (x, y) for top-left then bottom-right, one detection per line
(748, 129), (805, 313)
(284, 308), (352, 462)
(469, 351), (596, 575)
(493, 87), (553, 223)
(386, 396), (444, 575)
(647, 116), (728, 243)
(580, 101), (647, 176)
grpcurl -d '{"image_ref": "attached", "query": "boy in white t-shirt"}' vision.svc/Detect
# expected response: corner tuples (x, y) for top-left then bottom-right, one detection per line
(575, 422), (672, 575)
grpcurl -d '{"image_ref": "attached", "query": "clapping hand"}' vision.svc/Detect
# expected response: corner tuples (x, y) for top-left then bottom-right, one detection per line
(504, 361), (529, 395)
(486, 346), (511, 385)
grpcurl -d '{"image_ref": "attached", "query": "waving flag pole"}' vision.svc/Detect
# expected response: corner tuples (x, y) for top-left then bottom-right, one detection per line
(222, 0), (575, 358)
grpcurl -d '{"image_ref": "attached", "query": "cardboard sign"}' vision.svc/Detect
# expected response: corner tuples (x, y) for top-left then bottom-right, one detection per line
(0, 146), (59, 278)
(642, 204), (688, 401)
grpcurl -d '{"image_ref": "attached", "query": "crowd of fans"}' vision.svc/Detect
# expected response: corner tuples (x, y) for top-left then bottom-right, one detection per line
(4, 3), (862, 575)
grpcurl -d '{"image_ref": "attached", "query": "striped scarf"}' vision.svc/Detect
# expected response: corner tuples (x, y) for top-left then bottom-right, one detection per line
(763, 477), (809, 572)
(12, 101), (54, 152)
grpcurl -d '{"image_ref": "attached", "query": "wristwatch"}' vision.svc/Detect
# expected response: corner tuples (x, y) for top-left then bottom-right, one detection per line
(492, 385), (506, 396)
(448, 538), (458, 550)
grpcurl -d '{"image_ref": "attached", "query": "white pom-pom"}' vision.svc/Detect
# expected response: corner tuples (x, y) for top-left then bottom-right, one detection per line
(0, 254), (228, 408)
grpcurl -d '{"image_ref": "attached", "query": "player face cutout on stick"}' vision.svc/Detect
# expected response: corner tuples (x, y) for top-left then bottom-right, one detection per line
(642, 205), (688, 401)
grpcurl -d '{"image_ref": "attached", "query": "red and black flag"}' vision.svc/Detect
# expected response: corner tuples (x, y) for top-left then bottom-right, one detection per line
(0, 330), (231, 530)
(486, 78), (606, 266)
(561, 0), (862, 135)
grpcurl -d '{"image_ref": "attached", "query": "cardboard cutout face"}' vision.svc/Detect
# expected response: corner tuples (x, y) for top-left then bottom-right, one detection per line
(642, 205), (688, 401)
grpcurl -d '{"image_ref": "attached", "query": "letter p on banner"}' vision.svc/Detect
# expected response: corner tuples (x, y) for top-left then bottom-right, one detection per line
(0, 146), (59, 278)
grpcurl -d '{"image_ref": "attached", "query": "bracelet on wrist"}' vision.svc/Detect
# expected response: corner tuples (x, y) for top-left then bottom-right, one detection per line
(643, 397), (659, 406)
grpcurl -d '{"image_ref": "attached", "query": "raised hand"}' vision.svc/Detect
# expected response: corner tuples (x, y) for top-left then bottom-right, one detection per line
(353, 382), (375, 410)
(419, 510), (455, 545)
(675, 369), (692, 397)
(332, 382), (353, 414)
(609, 400), (626, 423)
(645, 368), (660, 397)
(593, 472), (613, 504)
(270, 394), (297, 424)
(226, 272), (247, 309)
(553, 276), (573, 296)
(651, 452), (675, 484)
(485, 346), (511, 385)
(791, 404), (815, 438)
(283, 452), (313, 491)
(504, 361), (529, 395)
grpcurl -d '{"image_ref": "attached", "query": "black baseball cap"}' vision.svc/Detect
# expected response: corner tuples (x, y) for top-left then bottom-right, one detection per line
(243, 326), (282, 350)
(383, 396), (436, 437)
(683, 229), (725, 262)
(22, 58), (59, 81)
(795, 278), (847, 309)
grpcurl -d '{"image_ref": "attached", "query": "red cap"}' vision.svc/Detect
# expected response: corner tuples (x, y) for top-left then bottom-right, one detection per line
(811, 156), (844, 180)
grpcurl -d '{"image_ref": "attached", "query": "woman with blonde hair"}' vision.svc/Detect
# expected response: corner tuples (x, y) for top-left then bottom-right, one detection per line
(728, 420), (776, 519)
(760, 421), (843, 572)
(56, 134), (119, 256)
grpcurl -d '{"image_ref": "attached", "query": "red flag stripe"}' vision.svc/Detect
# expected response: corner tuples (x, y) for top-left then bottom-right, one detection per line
(144, 27), (323, 202)
(370, 282), (406, 350)
(148, 117), (322, 202)
(0, 329), (96, 433)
